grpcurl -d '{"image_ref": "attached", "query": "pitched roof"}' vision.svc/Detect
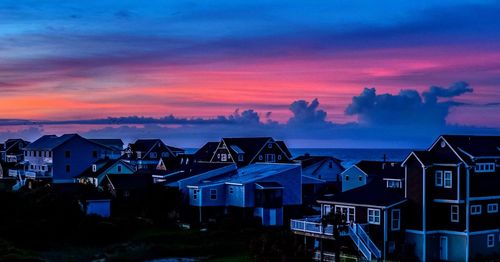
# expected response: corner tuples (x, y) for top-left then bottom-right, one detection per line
(222, 137), (272, 165)
(441, 135), (500, 161)
(167, 145), (184, 153)
(318, 179), (405, 207)
(354, 160), (404, 179)
(193, 142), (219, 161)
(255, 181), (283, 189)
(294, 154), (343, 169)
(25, 134), (79, 150)
(2, 139), (30, 155)
(89, 139), (124, 151)
(157, 162), (234, 185)
(276, 141), (292, 159)
(129, 139), (161, 152)
(106, 174), (152, 190)
(75, 159), (132, 178)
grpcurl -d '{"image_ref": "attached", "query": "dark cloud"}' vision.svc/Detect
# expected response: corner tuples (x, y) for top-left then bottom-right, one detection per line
(288, 98), (329, 126)
(345, 82), (474, 128)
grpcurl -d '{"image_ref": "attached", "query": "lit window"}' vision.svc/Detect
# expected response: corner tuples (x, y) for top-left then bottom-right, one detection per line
(387, 180), (401, 188)
(435, 170), (443, 187)
(487, 203), (498, 213)
(471, 205), (482, 215)
(475, 163), (496, 173)
(210, 189), (217, 200)
(487, 234), (495, 248)
(444, 171), (452, 188)
(391, 209), (400, 231)
(368, 209), (380, 224)
(221, 154), (227, 161)
(451, 205), (459, 222)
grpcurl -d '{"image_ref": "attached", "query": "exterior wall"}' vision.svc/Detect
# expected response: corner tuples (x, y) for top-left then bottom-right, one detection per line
(176, 164), (237, 194)
(302, 160), (343, 182)
(189, 184), (226, 207)
(86, 200), (111, 217)
(52, 137), (106, 182)
(426, 233), (467, 262)
(469, 231), (500, 260)
(254, 207), (284, 226)
(428, 202), (466, 231)
(226, 184), (245, 207)
(254, 165), (302, 207)
(252, 141), (291, 164)
(340, 166), (366, 192)
(405, 157), (423, 230)
(469, 200), (500, 231)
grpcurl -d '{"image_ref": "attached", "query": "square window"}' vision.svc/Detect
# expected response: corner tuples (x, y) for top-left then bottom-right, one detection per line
(487, 203), (498, 213)
(368, 208), (380, 224)
(471, 205), (482, 215)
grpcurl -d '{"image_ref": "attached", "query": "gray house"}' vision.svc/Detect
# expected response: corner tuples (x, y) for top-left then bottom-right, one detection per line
(23, 134), (121, 183)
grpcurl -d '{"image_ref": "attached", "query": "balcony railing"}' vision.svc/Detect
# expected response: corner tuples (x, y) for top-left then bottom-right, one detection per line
(8, 170), (20, 177)
(348, 224), (371, 261)
(289, 216), (350, 236)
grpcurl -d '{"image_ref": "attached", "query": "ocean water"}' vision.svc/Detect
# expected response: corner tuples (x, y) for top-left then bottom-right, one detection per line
(289, 148), (413, 168)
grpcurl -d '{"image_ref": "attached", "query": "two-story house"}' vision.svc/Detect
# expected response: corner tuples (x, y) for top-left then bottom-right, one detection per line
(124, 139), (184, 170)
(209, 137), (293, 167)
(23, 134), (117, 183)
(402, 135), (500, 261)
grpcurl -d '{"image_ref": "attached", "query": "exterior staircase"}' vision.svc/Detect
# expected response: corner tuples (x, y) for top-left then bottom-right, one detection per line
(348, 223), (382, 261)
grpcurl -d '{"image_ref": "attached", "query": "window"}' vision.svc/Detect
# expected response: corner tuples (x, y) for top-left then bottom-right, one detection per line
(277, 155), (282, 160)
(38, 151), (41, 157)
(265, 154), (276, 162)
(150, 152), (157, 158)
(391, 209), (401, 231)
(435, 170), (443, 187)
(65, 165), (71, 173)
(238, 154), (244, 162)
(92, 164), (97, 172)
(161, 152), (169, 157)
(229, 187), (234, 194)
(65, 151), (71, 158)
(137, 152), (142, 158)
(475, 163), (496, 173)
(259, 155), (263, 160)
(210, 189), (217, 200)
(387, 180), (402, 188)
(117, 165), (122, 173)
(267, 143), (272, 148)
(444, 171), (452, 188)
(345, 175), (349, 181)
(221, 154), (227, 161)
(92, 151), (98, 158)
(487, 203), (498, 213)
(217, 153), (220, 159)
(368, 209), (381, 224)
(323, 205), (331, 216)
(335, 206), (355, 222)
(451, 205), (459, 222)
(193, 189), (199, 200)
(471, 205), (482, 215)
(487, 234), (495, 248)
(358, 176), (363, 182)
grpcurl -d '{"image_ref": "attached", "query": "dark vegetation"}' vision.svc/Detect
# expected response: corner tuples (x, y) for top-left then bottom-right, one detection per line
(0, 185), (310, 261)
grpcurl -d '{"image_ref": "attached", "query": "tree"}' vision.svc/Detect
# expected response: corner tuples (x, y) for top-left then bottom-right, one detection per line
(320, 211), (348, 262)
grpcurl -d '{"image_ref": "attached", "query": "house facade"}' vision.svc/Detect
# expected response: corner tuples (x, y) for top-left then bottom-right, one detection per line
(124, 139), (184, 170)
(75, 158), (135, 187)
(340, 160), (403, 192)
(403, 135), (500, 262)
(22, 134), (116, 183)
(187, 163), (302, 226)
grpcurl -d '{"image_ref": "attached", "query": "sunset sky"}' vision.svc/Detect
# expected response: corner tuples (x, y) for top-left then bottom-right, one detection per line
(0, 1), (499, 147)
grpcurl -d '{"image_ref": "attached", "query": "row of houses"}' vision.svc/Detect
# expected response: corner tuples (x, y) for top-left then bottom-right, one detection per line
(0, 135), (345, 227)
(290, 135), (500, 262)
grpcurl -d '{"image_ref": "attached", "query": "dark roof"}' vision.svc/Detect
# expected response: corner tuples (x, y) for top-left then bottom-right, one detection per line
(276, 141), (292, 159)
(355, 160), (404, 179)
(318, 179), (405, 207)
(193, 142), (219, 161)
(222, 137), (272, 165)
(107, 174), (152, 190)
(89, 139), (124, 151)
(2, 139), (30, 154)
(158, 162), (234, 185)
(441, 135), (500, 161)
(167, 145), (185, 153)
(75, 159), (132, 178)
(25, 134), (79, 150)
(129, 139), (161, 152)
(294, 154), (343, 169)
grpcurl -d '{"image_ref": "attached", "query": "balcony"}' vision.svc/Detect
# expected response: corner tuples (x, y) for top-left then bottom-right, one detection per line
(25, 171), (51, 179)
(290, 216), (338, 237)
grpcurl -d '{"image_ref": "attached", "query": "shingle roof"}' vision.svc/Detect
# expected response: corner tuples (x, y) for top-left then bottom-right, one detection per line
(441, 135), (500, 162)
(318, 179), (405, 207)
(193, 142), (219, 161)
(89, 139), (124, 151)
(25, 134), (78, 150)
(355, 160), (404, 179)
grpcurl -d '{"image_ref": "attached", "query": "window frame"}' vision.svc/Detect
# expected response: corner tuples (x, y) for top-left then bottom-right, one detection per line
(210, 189), (217, 200)
(391, 209), (401, 231)
(451, 205), (459, 222)
(487, 203), (498, 213)
(435, 170), (443, 187)
(471, 205), (482, 215)
(368, 208), (381, 225)
(193, 189), (199, 200)
(444, 171), (452, 188)
(487, 234), (495, 248)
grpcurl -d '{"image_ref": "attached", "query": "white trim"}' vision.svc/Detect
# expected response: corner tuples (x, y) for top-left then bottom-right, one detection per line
(391, 209), (401, 231)
(318, 199), (405, 209)
(487, 203), (498, 213)
(487, 234), (495, 248)
(385, 199), (408, 209)
(444, 170), (452, 188)
(435, 170), (443, 187)
(451, 205), (459, 222)
(404, 165), (407, 198)
(433, 199), (464, 204)
(470, 196), (500, 201)
(401, 151), (426, 167)
(248, 138), (274, 164)
(429, 136), (466, 163)
(470, 229), (500, 235)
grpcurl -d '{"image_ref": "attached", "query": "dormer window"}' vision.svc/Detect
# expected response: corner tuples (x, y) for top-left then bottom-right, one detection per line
(475, 163), (495, 173)
(238, 154), (244, 162)
(92, 164), (97, 172)
(268, 143), (272, 149)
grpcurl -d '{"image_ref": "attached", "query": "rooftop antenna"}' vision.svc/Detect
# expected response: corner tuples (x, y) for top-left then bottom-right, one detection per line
(383, 154), (387, 163)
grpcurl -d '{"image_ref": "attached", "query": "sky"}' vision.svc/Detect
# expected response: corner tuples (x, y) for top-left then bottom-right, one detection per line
(0, 0), (499, 148)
